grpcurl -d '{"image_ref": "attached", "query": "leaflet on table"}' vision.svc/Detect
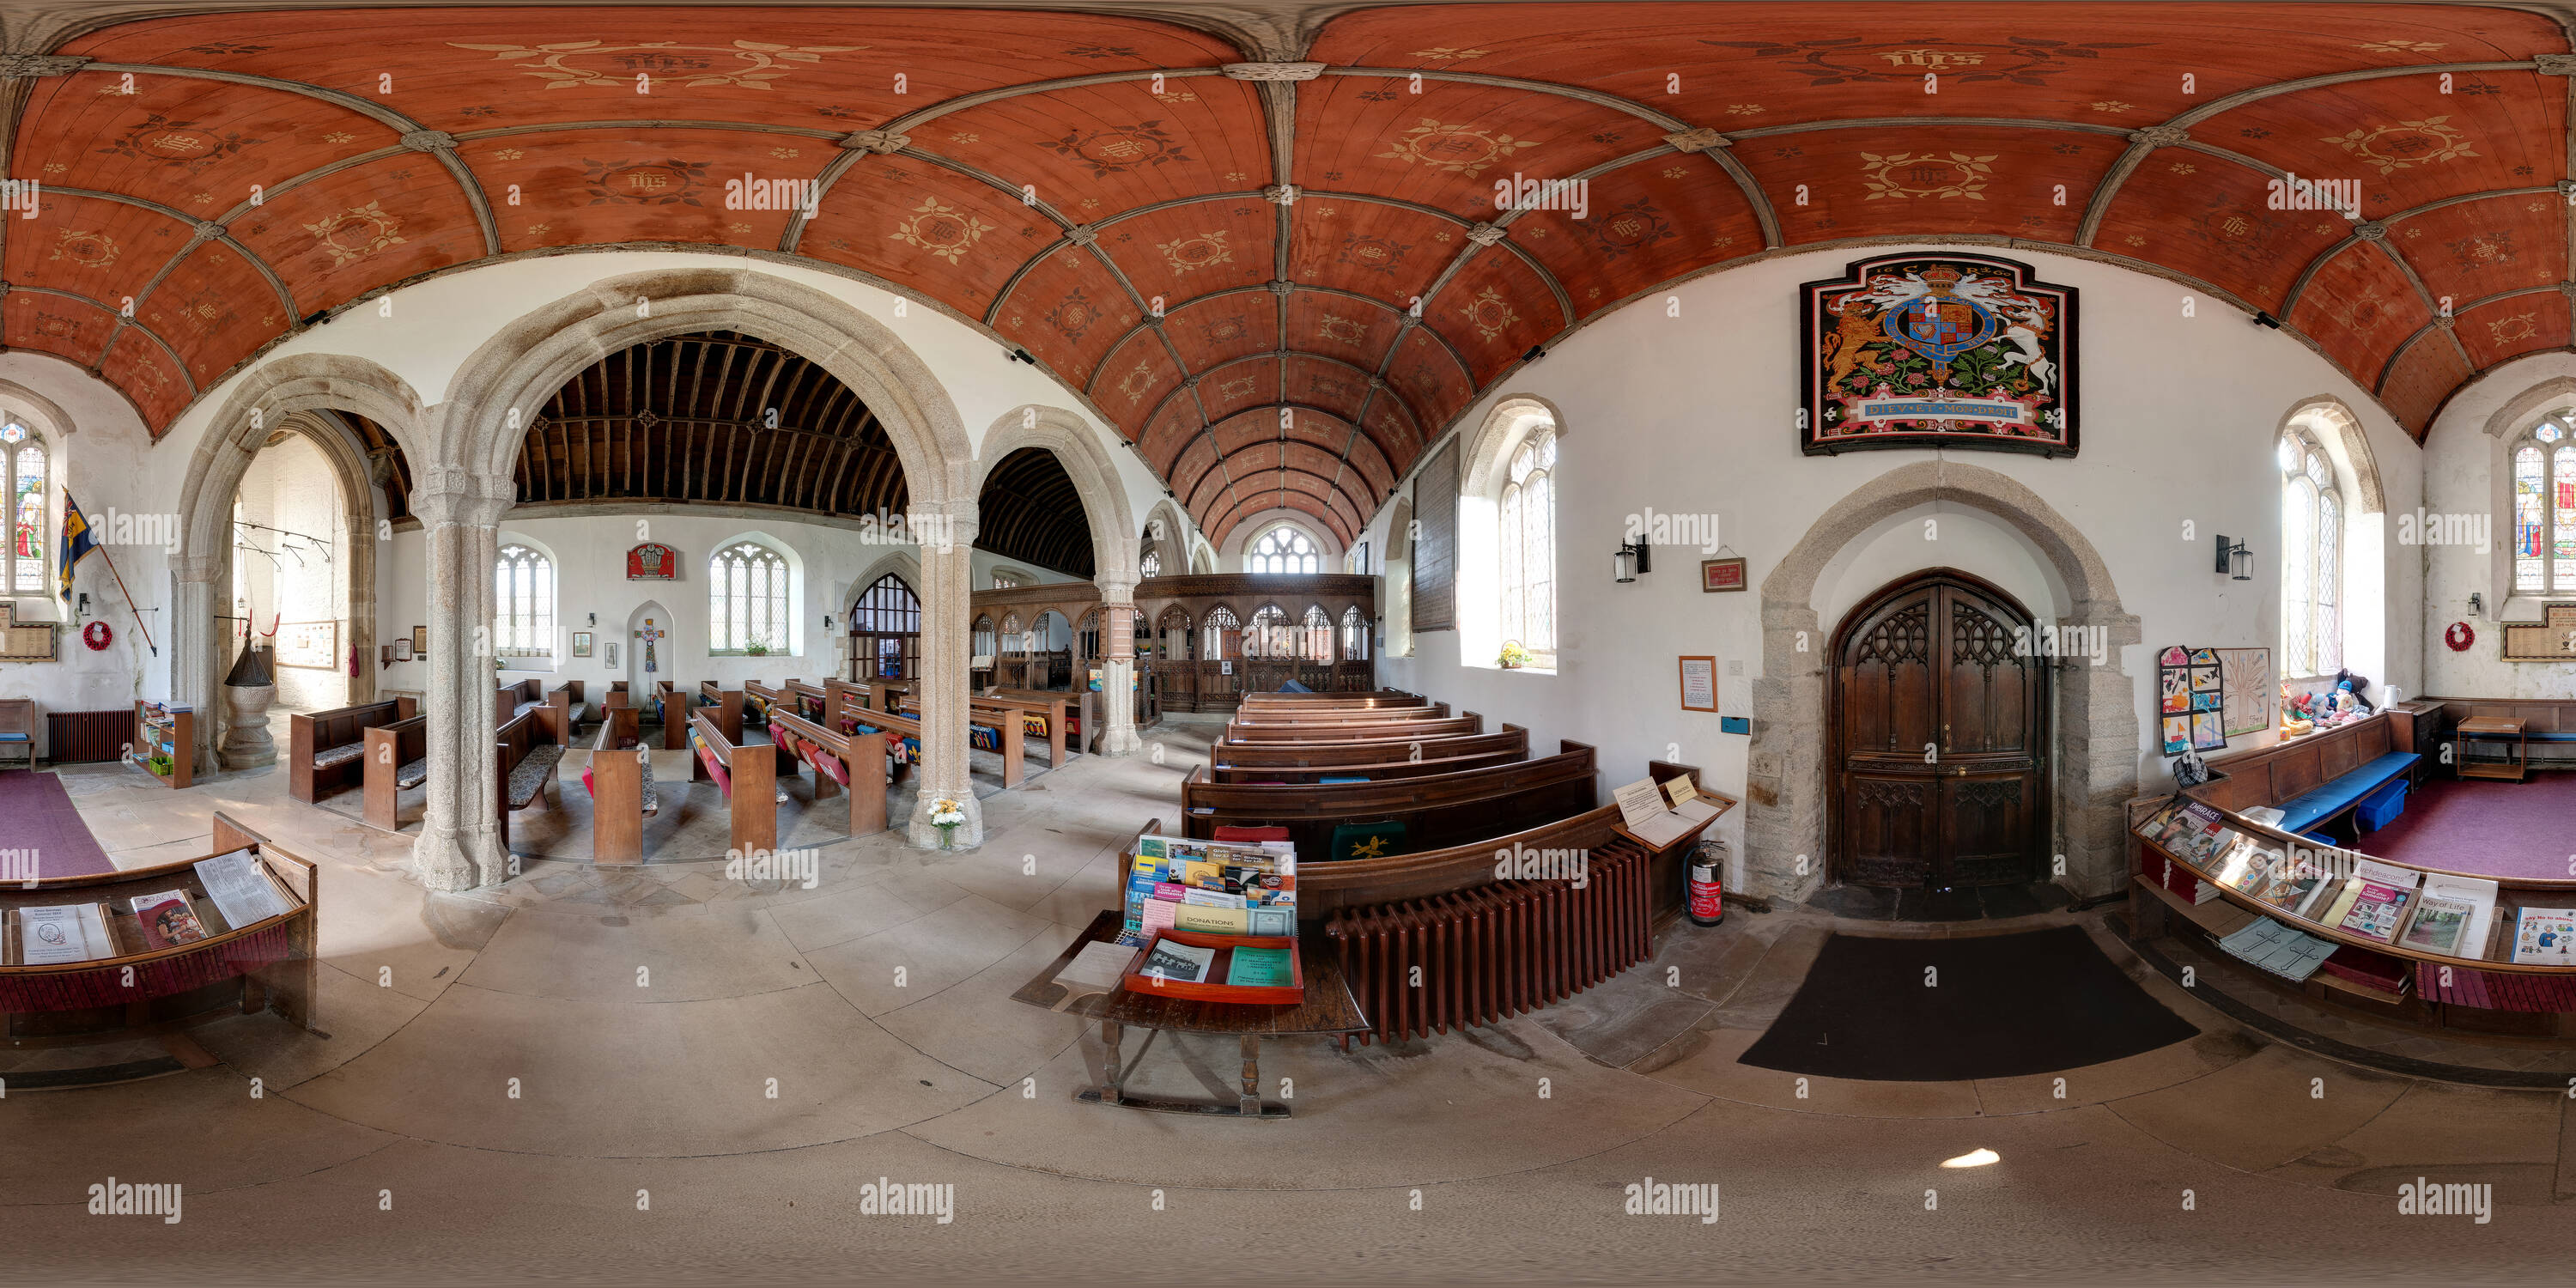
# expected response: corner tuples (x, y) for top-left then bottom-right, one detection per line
(193, 848), (288, 929)
(2333, 862), (2420, 945)
(1139, 939), (1216, 984)
(2398, 875), (2499, 959)
(12, 903), (114, 966)
(2512, 908), (2576, 965)
(2136, 799), (2233, 869)
(1225, 946), (1296, 987)
(129, 890), (209, 951)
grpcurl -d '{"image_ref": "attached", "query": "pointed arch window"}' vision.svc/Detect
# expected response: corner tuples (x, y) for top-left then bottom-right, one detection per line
(3, 423), (47, 597)
(1139, 550), (1161, 579)
(848, 574), (920, 680)
(1499, 429), (1557, 666)
(1300, 605), (1333, 661)
(710, 541), (789, 653)
(1340, 605), (1370, 661)
(2279, 433), (2342, 677)
(1202, 605), (1241, 659)
(1244, 605), (1290, 658)
(1249, 526), (1318, 574)
(495, 544), (554, 657)
(2512, 418), (2576, 594)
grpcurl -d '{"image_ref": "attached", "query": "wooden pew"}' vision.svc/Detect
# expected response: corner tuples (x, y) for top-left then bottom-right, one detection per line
(360, 710), (428, 832)
(689, 708), (780, 855)
(580, 718), (656, 864)
(597, 688), (642, 751)
(289, 696), (415, 803)
(975, 688), (1072, 769)
(1240, 690), (1424, 709)
(537, 679), (586, 746)
(1226, 702), (1453, 725)
(1209, 738), (1528, 784)
(690, 685), (746, 744)
(651, 680), (691, 750)
(495, 677), (544, 725)
(1179, 741), (1597, 860)
(1222, 714), (1482, 743)
(493, 709), (564, 848)
(860, 700), (1022, 789)
(769, 708), (889, 837)
(1213, 726), (1526, 770)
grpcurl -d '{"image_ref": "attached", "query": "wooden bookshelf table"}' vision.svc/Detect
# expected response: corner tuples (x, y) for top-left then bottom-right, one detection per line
(2456, 717), (2528, 782)
(1013, 909), (1366, 1119)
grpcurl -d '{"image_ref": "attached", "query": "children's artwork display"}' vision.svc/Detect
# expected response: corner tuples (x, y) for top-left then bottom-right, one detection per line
(276, 620), (338, 671)
(2157, 646), (2226, 753)
(2216, 647), (2272, 736)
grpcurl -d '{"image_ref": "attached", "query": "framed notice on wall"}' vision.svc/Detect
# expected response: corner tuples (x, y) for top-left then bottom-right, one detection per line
(1678, 655), (1717, 712)
(276, 621), (338, 671)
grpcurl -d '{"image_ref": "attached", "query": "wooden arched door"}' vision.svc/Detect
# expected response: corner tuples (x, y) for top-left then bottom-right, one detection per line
(1829, 569), (2049, 890)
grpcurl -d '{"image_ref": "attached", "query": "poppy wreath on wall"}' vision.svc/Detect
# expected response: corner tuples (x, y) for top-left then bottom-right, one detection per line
(82, 620), (113, 650)
(2445, 622), (2476, 652)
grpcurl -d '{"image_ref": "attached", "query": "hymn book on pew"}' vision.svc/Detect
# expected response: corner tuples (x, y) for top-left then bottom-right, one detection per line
(1613, 776), (1721, 849)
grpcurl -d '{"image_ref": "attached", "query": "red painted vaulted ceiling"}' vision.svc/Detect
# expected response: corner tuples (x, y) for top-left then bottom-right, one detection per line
(9, 3), (2573, 546)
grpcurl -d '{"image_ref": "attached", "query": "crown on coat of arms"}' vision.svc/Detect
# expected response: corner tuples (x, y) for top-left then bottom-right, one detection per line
(1918, 264), (1962, 294)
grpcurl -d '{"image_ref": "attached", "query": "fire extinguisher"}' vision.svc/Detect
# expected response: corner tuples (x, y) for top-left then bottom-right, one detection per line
(1686, 838), (1727, 927)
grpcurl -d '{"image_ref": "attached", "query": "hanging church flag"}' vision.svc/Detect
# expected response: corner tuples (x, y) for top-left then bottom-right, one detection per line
(1801, 253), (2077, 458)
(58, 492), (97, 603)
(627, 542), (679, 580)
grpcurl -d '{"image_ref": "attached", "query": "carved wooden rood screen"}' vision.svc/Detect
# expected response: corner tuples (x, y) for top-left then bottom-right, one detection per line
(967, 574), (1376, 713)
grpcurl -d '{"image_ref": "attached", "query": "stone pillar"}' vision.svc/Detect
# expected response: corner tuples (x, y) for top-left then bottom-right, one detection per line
(908, 501), (984, 848)
(410, 470), (515, 891)
(1095, 576), (1142, 756)
(169, 554), (224, 772)
(1742, 601), (1828, 903)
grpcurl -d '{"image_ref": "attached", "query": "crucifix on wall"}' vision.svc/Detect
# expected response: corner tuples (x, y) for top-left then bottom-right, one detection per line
(638, 617), (665, 673)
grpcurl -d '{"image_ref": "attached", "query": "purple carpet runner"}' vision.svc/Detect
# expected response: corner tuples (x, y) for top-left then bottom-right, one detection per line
(0, 769), (118, 878)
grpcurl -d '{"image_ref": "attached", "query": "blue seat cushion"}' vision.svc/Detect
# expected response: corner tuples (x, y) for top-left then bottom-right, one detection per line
(1317, 775), (1370, 784)
(0, 732), (27, 741)
(2275, 752), (2420, 833)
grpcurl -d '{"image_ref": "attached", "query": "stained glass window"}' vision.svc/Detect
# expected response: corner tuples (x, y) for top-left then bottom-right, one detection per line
(495, 544), (552, 656)
(709, 542), (788, 652)
(9, 430), (46, 596)
(1499, 429), (1557, 666)
(2279, 434), (2341, 676)
(2510, 422), (2576, 595)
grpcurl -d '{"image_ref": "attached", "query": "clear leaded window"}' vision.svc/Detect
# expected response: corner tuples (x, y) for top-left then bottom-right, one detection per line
(495, 544), (553, 656)
(849, 574), (919, 679)
(1249, 526), (1318, 574)
(2279, 432), (2342, 677)
(1202, 605), (1240, 659)
(1499, 429), (1557, 665)
(1139, 550), (1161, 579)
(2512, 418), (2576, 594)
(1340, 605), (1369, 660)
(3, 423), (46, 596)
(710, 542), (789, 652)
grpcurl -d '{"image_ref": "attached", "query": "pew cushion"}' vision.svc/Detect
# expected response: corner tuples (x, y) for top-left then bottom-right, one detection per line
(311, 742), (367, 770)
(580, 759), (661, 817)
(395, 758), (428, 790)
(969, 723), (1003, 753)
(513, 701), (547, 719)
(815, 750), (848, 786)
(2275, 752), (2421, 834)
(1318, 775), (1371, 784)
(690, 732), (732, 799)
(506, 744), (564, 810)
(564, 702), (588, 726)
(1277, 680), (1314, 693)
(0, 732), (29, 742)
(1213, 826), (1291, 843)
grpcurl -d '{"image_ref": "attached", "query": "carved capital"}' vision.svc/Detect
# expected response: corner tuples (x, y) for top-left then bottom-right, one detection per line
(2535, 53), (2576, 75)
(1220, 62), (1325, 82)
(0, 54), (88, 78)
(840, 130), (910, 154)
(2352, 221), (2388, 241)
(1466, 222), (1506, 246)
(170, 554), (225, 585)
(907, 501), (978, 551)
(2128, 125), (2190, 148)
(1093, 576), (1138, 603)
(400, 130), (457, 152)
(1663, 127), (1730, 154)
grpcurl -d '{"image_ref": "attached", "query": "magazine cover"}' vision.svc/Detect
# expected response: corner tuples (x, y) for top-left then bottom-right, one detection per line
(2399, 896), (2474, 957)
(2336, 882), (2413, 944)
(2513, 908), (2576, 965)
(130, 890), (209, 951)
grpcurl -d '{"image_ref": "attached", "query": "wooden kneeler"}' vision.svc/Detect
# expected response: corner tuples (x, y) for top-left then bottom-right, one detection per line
(690, 708), (778, 855)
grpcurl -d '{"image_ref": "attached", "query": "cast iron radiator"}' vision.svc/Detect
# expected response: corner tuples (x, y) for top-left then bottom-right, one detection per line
(45, 709), (130, 763)
(1325, 835), (1655, 1047)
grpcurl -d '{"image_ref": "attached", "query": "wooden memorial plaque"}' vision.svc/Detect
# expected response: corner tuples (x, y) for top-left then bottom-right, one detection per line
(0, 600), (58, 663)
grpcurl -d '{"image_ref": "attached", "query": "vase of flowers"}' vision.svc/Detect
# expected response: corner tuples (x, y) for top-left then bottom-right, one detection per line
(1498, 641), (1534, 670)
(930, 797), (966, 848)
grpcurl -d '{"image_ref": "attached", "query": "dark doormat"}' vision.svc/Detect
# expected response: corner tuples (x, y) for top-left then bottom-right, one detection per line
(1737, 926), (2198, 1081)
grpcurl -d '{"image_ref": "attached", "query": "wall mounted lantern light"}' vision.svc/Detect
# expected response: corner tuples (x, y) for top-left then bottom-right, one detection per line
(1613, 540), (1651, 584)
(2468, 592), (2483, 618)
(2213, 535), (2252, 580)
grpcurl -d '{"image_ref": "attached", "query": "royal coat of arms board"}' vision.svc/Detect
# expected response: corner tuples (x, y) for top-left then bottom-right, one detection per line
(1801, 253), (2077, 457)
(627, 542), (678, 580)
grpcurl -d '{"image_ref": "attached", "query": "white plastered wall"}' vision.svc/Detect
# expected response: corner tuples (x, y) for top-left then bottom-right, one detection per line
(1358, 243), (2424, 891)
(2419, 351), (2576, 696)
